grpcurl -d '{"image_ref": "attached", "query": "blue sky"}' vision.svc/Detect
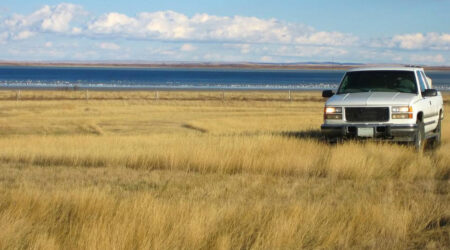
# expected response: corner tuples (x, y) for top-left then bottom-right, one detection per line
(0, 0), (449, 64)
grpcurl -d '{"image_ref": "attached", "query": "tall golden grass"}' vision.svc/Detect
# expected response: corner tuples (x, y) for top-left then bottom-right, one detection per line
(0, 90), (448, 249)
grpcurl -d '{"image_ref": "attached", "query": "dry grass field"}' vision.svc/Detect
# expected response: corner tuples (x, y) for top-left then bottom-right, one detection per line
(0, 90), (448, 249)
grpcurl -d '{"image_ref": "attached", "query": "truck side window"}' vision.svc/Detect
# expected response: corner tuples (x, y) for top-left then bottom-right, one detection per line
(420, 71), (430, 89)
(417, 71), (427, 92)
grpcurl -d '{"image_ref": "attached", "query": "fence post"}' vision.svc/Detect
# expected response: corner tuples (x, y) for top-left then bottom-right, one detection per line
(16, 90), (21, 101)
(288, 90), (291, 101)
(155, 91), (159, 100)
(222, 90), (225, 101)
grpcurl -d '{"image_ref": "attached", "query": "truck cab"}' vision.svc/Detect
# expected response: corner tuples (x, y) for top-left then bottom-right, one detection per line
(321, 67), (444, 149)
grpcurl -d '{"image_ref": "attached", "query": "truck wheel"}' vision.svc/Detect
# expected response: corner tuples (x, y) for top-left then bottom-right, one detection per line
(413, 120), (425, 151)
(430, 112), (442, 149)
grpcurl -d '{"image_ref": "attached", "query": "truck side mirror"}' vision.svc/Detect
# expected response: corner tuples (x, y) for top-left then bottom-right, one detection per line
(322, 90), (334, 98)
(422, 89), (437, 97)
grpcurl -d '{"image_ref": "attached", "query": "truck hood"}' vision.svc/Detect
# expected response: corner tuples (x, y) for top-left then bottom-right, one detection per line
(326, 92), (418, 106)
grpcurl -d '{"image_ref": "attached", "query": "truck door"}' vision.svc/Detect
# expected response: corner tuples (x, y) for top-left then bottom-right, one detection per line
(417, 70), (436, 133)
(420, 71), (440, 130)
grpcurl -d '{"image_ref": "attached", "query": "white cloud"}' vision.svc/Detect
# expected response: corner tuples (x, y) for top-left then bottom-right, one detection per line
(88, 12), (139, 35)
(71, 27), (82, 34)
(13, 30), (35, 40)
(392, 32), (450, 50)
(99, 42), (120, 50)
(427, 33), (450, 50)
(40, 3), (84, 32)
(86, 10), (357, 46)
(0, 5), (358, 47)
(139, 11), (192, 39)
(180, 43), (196, 52)
(190, 15), (295, 43)
(392, 33), (425, 50)
(1, 3), (85, 41)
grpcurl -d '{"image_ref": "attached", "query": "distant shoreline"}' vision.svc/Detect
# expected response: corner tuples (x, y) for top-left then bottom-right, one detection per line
(0, 86), (448, 92)
(0, 86), (323, 92)
(1, 61), (449, 71)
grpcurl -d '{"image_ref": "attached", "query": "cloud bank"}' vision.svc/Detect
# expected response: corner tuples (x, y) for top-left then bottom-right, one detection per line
(2, 4), (357, 46)
(0, 3), (448, 64)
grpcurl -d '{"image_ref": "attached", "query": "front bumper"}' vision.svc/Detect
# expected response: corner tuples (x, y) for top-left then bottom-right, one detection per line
(321, 123), (417, 142)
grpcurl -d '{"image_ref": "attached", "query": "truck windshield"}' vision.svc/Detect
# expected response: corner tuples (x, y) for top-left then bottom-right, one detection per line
(337, 71), (418, 94)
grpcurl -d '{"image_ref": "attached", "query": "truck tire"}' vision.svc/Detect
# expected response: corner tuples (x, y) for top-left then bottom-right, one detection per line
(413, 120), (425, 151)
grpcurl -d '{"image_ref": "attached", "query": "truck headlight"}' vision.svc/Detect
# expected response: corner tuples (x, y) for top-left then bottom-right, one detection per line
(325, 107), (342, 114)
(324, 106), (342, 119)
(392, 106), (413, 119)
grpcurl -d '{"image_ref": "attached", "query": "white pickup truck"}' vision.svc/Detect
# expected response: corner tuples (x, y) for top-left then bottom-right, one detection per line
(321, 67), (444, 149)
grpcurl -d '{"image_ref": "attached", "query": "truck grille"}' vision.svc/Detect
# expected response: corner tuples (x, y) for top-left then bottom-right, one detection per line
(345, 107), (389, 122)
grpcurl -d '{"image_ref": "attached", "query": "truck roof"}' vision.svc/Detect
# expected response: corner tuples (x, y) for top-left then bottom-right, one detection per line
(348, 66), (424, 72)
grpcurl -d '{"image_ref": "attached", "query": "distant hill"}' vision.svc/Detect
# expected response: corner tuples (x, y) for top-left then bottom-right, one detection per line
(0, 61), (448, 71)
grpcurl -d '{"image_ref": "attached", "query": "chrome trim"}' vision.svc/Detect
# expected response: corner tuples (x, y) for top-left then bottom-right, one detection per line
(322, 123), (417, 128)
(321, 123), (418, 142)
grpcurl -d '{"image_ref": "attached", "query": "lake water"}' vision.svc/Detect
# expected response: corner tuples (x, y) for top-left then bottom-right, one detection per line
(0, 66), (449, 91)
